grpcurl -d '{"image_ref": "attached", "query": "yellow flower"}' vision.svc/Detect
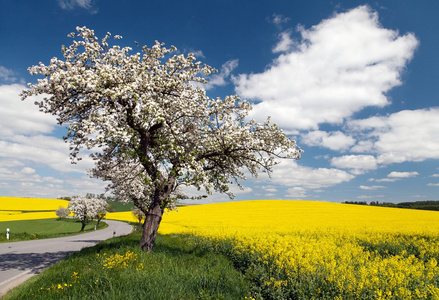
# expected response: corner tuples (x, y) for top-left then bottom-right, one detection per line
(154, 200), (439, 298)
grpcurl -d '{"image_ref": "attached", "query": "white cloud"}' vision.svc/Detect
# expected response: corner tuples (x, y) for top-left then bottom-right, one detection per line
(271, 14), (290, 26)
(0, 84), (58, 138)
(285, 187), (307, 198)
(388, 171), (419, 178)
(260, 185), (278, 193)
(234, 5), (418, 132)
(21, 167), (36, 175)
(360, 185), (385, 190)
(57, 0), (97, 13)
(0, 83), (104, 197)
(371, 170), (419, 183)
(0, 136), (94, 173)
(0, 166), (64, 184)
(330, 155), (378, 174)
(350, 109), (439, 164)
(191, 50), (205, 59)
(375, 178), (398, 182)
(0, 84), (96, 174)
(0, 66), (19, 83)
(351, 140), (374, 153)
(302, 130), (355, 151)
(427, 183), (439, 187)
(204, 59), (239, 90)
(374, 109), (439, 164)
(260, 160), (354, 190)
(273, 31), (295, 53)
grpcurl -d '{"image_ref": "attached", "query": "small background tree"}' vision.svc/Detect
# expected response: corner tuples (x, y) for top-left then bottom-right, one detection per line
(92, 198), (109, 227)
(68, 196), (108, 231)
(55, 206), (70, 220)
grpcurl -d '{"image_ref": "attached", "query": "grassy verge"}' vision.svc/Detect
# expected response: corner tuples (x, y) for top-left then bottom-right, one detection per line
(2, 233), (251, 300)
(0, 218), (108, 242)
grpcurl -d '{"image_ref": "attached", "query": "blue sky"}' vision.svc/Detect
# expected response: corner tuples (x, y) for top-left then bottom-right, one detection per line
(1, 0), (439, 203)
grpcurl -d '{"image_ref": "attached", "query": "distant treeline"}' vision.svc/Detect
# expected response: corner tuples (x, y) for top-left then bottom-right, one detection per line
(58, 193), (120, 201)
(342, 200), (439, 211)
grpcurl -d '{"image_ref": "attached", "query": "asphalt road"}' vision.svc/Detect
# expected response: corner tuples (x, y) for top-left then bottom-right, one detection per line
(0, 220), (133, 297)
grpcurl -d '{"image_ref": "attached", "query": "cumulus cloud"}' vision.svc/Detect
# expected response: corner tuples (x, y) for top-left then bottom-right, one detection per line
(204, 59), (239, 90)
(388, 171), (419, 178)
(285, 187), (307, 198)
(234, 5), (418, 132)
(0, 136), (94, 173)
(360, 185), (385, 190)
(330, 155), (378, 174)
(375, 178), (398, 183)
(273, 31), (295, 53)
(0, 84), (95, 173)
(302, 130), (355, 151)
(258, 160), (354, 190)
(0, 167), (63, 183)
(0, 83), (104, 197)
(0, 84), (57, 138)
(350, 109), (439, 164)
(371, 171), (419, 183)
(260, 185), (278, 193)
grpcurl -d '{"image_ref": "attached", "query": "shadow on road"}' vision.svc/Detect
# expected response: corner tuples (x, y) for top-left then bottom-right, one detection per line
(0, 251), (72, 274)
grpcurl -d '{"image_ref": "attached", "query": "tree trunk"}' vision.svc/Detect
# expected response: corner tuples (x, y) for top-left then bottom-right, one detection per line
(140, 201), (164, 252)
(80, 219), (86, 232)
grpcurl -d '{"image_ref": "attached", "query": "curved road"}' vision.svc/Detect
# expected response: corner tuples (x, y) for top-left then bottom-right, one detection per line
(0, 220), (132, 297)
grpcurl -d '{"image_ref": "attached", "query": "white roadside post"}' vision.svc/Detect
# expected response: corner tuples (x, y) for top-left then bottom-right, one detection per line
(6, 228), (9, 240)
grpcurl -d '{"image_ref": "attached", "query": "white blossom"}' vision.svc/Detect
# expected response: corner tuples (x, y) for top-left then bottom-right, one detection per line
(22, 26), (302, 250)
(68, 196), (108, 229)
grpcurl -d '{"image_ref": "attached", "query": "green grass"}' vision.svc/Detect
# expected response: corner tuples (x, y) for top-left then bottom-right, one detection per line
(107, 201), (134, 212)
(0, 218), (108, 242)
(3, 233), (252, 300)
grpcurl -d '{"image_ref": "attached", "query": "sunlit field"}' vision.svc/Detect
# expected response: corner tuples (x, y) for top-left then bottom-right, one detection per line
(4, 198), (439, 299)
(0, 197), (69, 211)
(0, 197), (69, 222)
(155, 201), (439, 299)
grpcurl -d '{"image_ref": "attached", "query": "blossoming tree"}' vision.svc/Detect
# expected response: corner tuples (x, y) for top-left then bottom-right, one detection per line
(68, 196), (108, 231)
(22, 27), (302, 252)
(55, 206), (70, 220)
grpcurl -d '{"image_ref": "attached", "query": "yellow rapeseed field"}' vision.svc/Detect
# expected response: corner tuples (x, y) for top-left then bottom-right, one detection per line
(5, 198), (439, 298)
(0, 197), (69, 211)
(158, 200), (439, 235)
(106, 211), (138, 223)
(0, 197), (69, 221)
(155, 200), (439, 299)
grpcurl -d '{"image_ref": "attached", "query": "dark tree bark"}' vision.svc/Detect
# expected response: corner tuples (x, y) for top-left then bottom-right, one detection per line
(140, 200), (164, 252)
(80, 218), (87, 232)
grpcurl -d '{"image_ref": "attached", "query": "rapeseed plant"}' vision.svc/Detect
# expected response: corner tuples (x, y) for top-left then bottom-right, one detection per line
(99, 250), (143, 270)
(156, 200), (439, 299)
(0, 197), (69, 211)
(0, 197), (69, 221)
